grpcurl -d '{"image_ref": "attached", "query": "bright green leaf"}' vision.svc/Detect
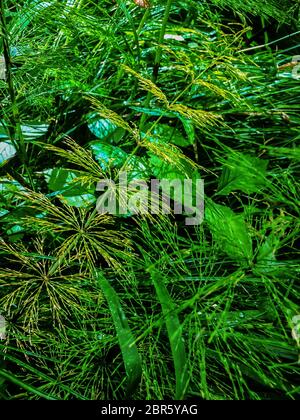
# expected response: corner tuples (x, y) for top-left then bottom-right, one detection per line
(44, 168), (96, 207)
(206, 201), (253, 263)
(89, 141), (127, 170)
(150, 123), (192, 147)
(218, 153), (268, 195)
(88, 116), (125, 144)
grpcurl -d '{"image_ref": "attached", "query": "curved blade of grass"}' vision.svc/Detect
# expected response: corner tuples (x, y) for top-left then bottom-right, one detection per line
(0, 369), (57, 400)
(149, 267), (189, 399)
(96, 271), (142, 395)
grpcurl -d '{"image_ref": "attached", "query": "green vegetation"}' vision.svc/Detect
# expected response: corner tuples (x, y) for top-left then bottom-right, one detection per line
(0, 0), (299, 400)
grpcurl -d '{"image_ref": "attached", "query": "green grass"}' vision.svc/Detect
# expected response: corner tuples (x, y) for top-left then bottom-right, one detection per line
(0, 0), (299, 400)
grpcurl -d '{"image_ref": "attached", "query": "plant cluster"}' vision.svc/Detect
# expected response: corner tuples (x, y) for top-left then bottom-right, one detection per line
(0, 0), (299, 399)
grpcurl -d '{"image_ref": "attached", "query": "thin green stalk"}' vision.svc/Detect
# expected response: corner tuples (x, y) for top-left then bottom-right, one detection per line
(139, 0), (173, 131)
(137, 7), (150, 34)
(119, 0), (141, 63)
(0, 368), (57, 400)
(152, 0), (173, 82)
(48, 237), (79, 276)
(0, 0), (33, 186)
(239, 30), (300, 53)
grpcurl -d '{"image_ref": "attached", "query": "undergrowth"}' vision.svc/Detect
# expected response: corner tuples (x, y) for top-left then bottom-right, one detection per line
(0, 0), (299, 400)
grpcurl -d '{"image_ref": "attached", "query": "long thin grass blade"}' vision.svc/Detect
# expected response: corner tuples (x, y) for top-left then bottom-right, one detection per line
(0, 369), (57, 400)
(96, 272), (142, 395)
(149, 268), (189, 399)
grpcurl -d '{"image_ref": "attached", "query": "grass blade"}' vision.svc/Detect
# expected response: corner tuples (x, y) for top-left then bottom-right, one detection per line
(0, 369), (57, 400)
(149, 267), (189, 399)
(96, 271), (142, 395)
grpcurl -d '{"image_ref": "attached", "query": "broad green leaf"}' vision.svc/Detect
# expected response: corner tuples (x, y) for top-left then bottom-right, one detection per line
(150, 123), (192, 147)
(0, 177), (41, 220)
(257, 235), (280, 263)
(153, 158), (201, 208)
(254, 235), (288, 276)
(6, 224), (24, 242)
(148, 147), (200, 208)
(125, 156), (150, 182)
(206, 201), (253, 263)
(0, 123), (49, 142)
(44, 168), (96, 207)
(0, 178), (24, 202)
(96, 272), (142, 395)
(59, 194), (96, 207)
(20, 123), (49, 140)
(88, 116), (125, 144)
(149, 151), (196, 179)
(129, 106), (175, 118)
(89, 141), (128, 170)
(218, 153), (268, 195)
(90, 141), (149, 180)
(0, 209), (9, 218)
(44, 168), (90, 196)
(149, 153), (190, 180)
(0, 141), (17, 166)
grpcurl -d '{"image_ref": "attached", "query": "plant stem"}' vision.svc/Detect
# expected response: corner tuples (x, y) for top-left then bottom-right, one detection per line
(152, 0), (173, 82)
(137, 7), (150, 34)
(139, 0), (173, 131)
(119, 0), (141, 63)
(0, 0), (33, 186)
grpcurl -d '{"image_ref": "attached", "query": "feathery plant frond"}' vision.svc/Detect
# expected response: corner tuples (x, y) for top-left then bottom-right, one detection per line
(209, 0), (299, 22)
(169, 103), (223, 130)
(44, 137), (107, 185)
(86, 96), (138, 137)
(123, 65), (170, 107)
(0, 238), (96, 332)
(18, 189), (134, 272)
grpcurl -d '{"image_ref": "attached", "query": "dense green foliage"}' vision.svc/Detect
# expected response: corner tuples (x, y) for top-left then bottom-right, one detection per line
(0, 0), (299, 400)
